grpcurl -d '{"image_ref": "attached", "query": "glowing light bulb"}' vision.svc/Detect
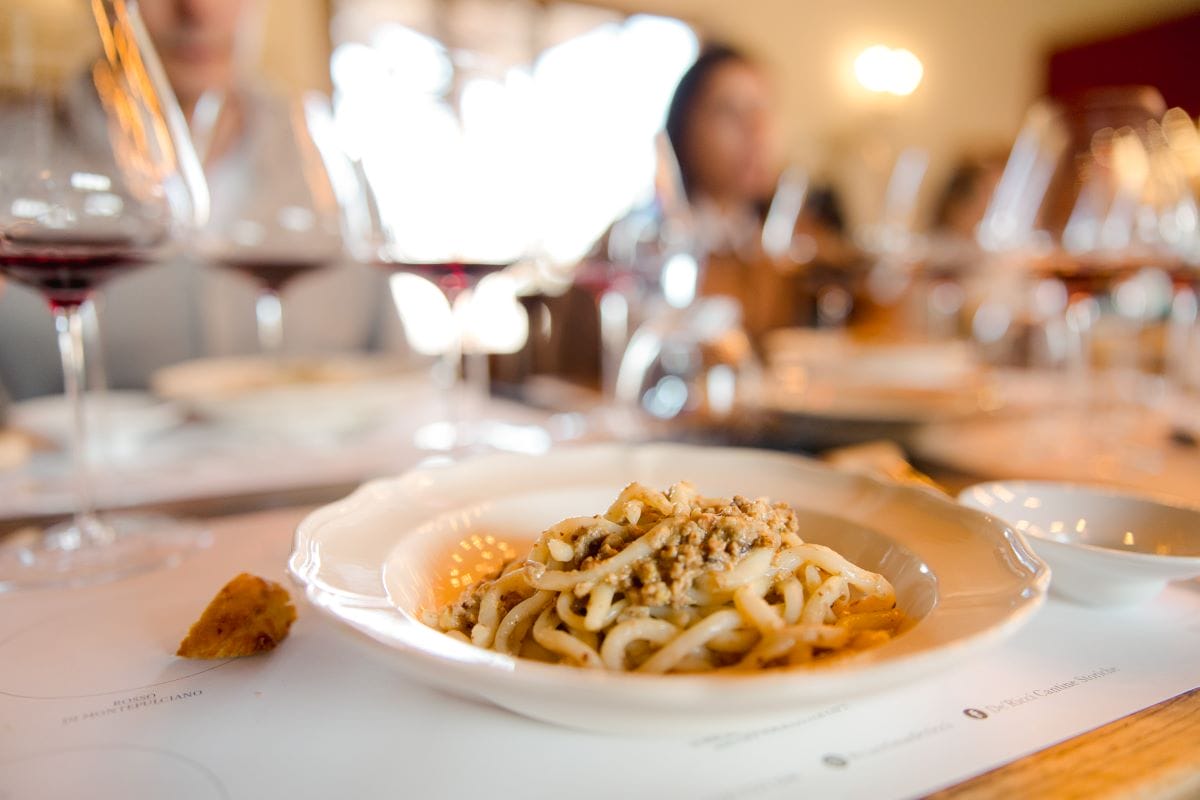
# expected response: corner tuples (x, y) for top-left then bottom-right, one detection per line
(888, 48), (924, 96)
(854, 45), (924, 97)
(854, 45), (894, 93)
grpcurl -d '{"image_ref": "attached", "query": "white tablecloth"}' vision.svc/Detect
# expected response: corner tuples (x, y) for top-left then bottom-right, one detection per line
(1, 506), (1197, 799)
(0, 383), (565, 519)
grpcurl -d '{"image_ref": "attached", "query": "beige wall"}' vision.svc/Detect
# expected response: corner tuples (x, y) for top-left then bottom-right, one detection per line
(3, 0), (331, 93)
(256, 0), (332, 93)
(591, 0), (1200, 218)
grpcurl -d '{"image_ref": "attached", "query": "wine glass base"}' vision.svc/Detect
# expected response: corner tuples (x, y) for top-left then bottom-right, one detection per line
(413, 420), (553, 455)
(0, 513), (211, 593)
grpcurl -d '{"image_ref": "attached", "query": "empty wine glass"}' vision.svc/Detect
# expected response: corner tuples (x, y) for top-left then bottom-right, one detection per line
(855, 146), (931, 330)
(1038, 93), (1167, 406)
(0, 1), (210, 590)
(194, 91), (347, 354)
(981, 89), (1171, 464)
(615, 296), (762, 438)
(1158, 109), (1200, 394)
(611, 141), (769, 435)
(584, 133), (698, 397)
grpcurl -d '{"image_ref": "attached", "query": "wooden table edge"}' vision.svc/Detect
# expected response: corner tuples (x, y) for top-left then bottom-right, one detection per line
(927, 686), (1200, 799)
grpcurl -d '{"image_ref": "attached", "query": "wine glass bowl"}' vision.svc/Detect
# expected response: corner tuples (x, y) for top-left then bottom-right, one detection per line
(615, 296), (762, 429)
(0, 1), (210, 591)
(196, 92), (347, 353)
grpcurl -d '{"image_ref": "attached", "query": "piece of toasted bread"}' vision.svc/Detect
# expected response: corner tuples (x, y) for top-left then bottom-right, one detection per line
(177, 573), (297, 659)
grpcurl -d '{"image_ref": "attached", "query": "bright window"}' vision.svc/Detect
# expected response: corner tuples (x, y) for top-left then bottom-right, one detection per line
(330, 0), (698, 267)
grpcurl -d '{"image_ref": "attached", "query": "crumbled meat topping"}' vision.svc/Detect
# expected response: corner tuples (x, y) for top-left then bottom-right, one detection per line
(437, 482), (805, 632)
(559, 483), (803, 608)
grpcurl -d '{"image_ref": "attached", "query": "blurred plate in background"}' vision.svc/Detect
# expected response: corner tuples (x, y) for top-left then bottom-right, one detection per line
(152, 354), (424, 439)
(912, 409), (1200, 505)
(10, 391), (183, 459)
(751, 330), (989, 449)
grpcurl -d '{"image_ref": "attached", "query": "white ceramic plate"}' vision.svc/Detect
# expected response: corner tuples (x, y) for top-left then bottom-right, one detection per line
(959, 480), (1200, 607)
(764, 330), (979, 390)
(152, 353), (407, 398)
(11, 391), (183, 457)
(757, 378), (982, 423)
(758, 331), (986, 424)
(289, 444), (1047, 734)
(911, 409), (1200, 506)
(152, 355), (423, 437)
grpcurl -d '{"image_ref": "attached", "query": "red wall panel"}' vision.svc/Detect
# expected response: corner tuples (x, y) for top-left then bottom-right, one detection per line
(1047, 12), (1200, 115)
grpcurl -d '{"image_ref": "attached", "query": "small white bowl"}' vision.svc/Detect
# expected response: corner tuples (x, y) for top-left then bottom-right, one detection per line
(959, 481), (1200, 607)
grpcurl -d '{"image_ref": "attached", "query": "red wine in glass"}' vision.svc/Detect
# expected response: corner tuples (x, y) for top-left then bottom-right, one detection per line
(572, 258), (637, 300)
(381, 261), (509, 299)
(1035, 255), (1144, 302)
(217, 257), (328, 293)
(0, 238), (149, 308)
(0, 0), (213, 592)
(1164, 262), (1199, 293)
(375, 260), (512, 451)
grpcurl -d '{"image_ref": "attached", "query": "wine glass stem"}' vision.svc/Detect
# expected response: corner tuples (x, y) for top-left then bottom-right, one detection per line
(463, 350), (489, 407)
(598, 290), (629, 398)
(1168, 286), (1198, 389)
(435, 311), (465, 429)
(256, 289), (284, 355)
(447, 287), (490, 418)
(1065, 295), (1099, 451)
(53, 305), (99, 537)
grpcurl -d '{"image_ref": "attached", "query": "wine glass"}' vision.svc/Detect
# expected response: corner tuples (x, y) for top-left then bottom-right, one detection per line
(981, 89), (1169, 462)
(580, 132), (698, 397)
(611, 136), (766, 438)
(0, 1), (210, 591)
(854, 146), (931, 332)
(1037, 93), (1166, 405)
(194, 91), (347, 355)
(1158, 109), (1200, 396)
(362, 41), (535, 452)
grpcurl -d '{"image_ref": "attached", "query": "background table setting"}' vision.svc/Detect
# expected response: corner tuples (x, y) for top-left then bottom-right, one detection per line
(0, 355), (569, 524)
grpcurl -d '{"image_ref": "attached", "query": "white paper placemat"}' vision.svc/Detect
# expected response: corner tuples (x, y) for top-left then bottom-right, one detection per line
(1, 508), (1197, 800)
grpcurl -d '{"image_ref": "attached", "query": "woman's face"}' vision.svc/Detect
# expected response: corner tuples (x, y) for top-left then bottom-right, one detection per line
(684, 61), (780, 205)
(139, 0), (249, 108)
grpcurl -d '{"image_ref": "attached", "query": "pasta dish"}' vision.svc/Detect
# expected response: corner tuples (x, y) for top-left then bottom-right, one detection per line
(427, 482), (904, 672)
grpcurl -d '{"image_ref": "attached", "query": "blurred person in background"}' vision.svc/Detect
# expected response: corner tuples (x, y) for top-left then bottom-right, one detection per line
(924, 152), (1007, 293)
(930, 154), (1006, 244)
(922, 151), (1017, 345)
(666, 45), (780, 258)
(665, 45), (856, 338)
(0, 0), (403, 401)
(143, 0), (246, 121)
(0, 278), (8, 419)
